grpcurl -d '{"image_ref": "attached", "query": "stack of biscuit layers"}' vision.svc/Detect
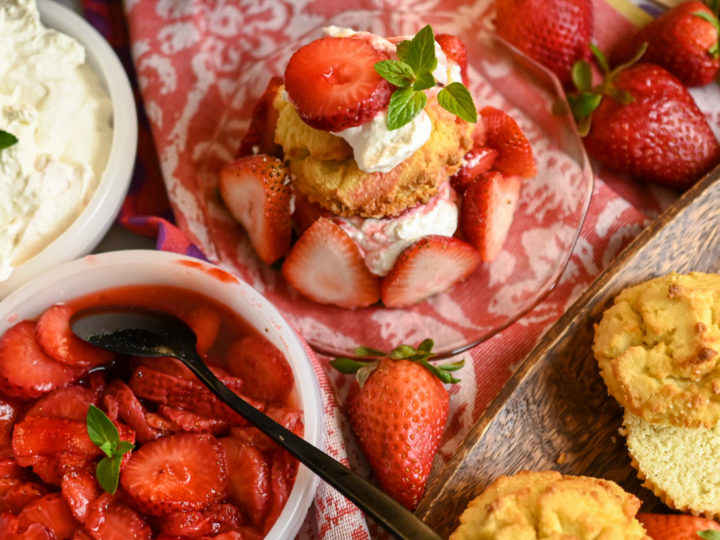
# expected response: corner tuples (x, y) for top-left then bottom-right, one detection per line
(593, 272), (720, 518)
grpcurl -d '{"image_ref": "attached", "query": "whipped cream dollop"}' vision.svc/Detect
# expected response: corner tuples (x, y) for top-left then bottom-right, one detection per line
(336, 181), (459, 276)
(324, 26), (462, 174)
(0, 0), (113, 281)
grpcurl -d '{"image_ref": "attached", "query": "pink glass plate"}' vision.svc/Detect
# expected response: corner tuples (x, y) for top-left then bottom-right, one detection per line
(196, 10), (594, 358)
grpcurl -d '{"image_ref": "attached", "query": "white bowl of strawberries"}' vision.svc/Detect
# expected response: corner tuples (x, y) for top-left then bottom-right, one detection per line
(0, 250), (323, 539)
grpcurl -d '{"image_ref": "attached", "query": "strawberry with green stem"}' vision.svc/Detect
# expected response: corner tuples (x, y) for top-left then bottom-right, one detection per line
(568, 44), (720, 189)
(332, 339), (463, 510)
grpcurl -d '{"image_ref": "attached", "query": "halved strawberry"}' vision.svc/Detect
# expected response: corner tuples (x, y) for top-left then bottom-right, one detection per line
(36, 305), (114, 368)
(460, 171), (522, 261)
(0, 478), (47, 513)
(226, 334), (294, 403)
(284, 36), (393, 131)
(236, 76), (284, 158)
(120, 433), (228, 516)
(17, 493), (79, 539)
(182, 306), (221, 358)
(282, 217), (380, 308)
(450, 146), (498, 193)
(219, 436), (270, 528)
(25, 385), (97, 421)
(479, 106), (537, 179)
(219, 155), (292, 265)
(84, 493), (152, 540)
(436, 33), (468, 80)
(157, 406), (228, 435)
(61, 469), (101, 524)
(381, 236), (481, 307)
(0, 322), (85, 400)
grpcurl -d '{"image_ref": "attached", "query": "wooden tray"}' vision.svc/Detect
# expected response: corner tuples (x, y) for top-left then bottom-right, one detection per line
(415, 163), (720, 538)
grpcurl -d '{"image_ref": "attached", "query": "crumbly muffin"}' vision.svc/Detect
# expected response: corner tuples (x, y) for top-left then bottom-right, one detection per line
(593, 272), (720, 428)
(274, 88), (475, 218)
(449, 470), (649, 540)
(623, 411), (720, 519)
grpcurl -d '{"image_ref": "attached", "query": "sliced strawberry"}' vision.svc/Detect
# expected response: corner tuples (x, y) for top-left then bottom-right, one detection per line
(381, 236), (481, 307)
(139, 357), (195, 381)
(3, 519), (55, 540)
(226, 334), (293, 403)
(292, 190), (332, 236)
(450, 146), (498, 193)
(219, 155), (292, 265)
(12, 417), (100, 467)
(25, 385), (97, 421)
(30, 454), (91, 487)
(157, 406), (229, 435)
(479, 106), (537, 179)
(157, 504), (242, 537)
(73, 529), (94, 540)
(460, 171), (522, 261)
(120, 433), (228, 516)
(0, 397), (20, 450)
(219, 437), (270, 528)
(84, 493), (152, 540)
(35, 305), (114, 368)
(236, 76), (283, 158)
(104, 380), (163, 444)
(436, 33), (468, 80)
(229, 406), (303, 453)
(264, 451), (298, 534)
(0, 478), (47, 514)
(284, 36), (393, 131)
(0, 322), (85, 400)
(0, 458), (29, 480)
(282, 217), (381, 308)
(61, 469), (101, 524)
(17, 493), (79, 539)
(182, 306), (221, 358)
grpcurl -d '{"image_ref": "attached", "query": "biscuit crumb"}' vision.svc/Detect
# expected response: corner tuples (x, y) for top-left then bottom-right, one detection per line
(668, 283), (682, 298)
(556, 451), (566, 465)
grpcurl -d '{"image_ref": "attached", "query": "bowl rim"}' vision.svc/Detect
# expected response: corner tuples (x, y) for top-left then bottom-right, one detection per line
(0, 0), (138, 300)
(0, 249), (323, 539)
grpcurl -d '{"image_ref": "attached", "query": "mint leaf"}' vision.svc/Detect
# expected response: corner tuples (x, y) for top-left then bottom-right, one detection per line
(0, 129), (18, 151)
(387, 87), (426, 130)
(116, 440), (135, 455)
(413, 70), (436, 91)
(437, 82), (477, 123)
(404, 25), (437, 75)
(375, 59), (415, 88)
(96, 455), (122, 494)
(86, 404), (119, 457)
(395, 40), (411, 62)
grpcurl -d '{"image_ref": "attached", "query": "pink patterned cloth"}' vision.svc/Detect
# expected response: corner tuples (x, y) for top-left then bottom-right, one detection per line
(120, 0), (720, 538)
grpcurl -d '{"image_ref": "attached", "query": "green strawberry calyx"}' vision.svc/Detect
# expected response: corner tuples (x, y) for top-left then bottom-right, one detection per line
(698, 530), (720, 539)
(330, 338), (464, 385)
(694, 0), (720, 59)
(567, 42), (647, 136)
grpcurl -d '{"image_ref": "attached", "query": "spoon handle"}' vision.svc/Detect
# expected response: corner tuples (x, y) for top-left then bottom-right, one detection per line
(181, 351), (442, 540)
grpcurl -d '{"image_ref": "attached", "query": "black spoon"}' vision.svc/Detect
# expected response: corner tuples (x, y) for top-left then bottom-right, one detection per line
(70, 307), (442, 540)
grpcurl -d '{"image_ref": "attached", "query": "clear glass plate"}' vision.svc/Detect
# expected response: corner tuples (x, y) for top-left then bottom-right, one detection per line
(197, 10), (594, 358)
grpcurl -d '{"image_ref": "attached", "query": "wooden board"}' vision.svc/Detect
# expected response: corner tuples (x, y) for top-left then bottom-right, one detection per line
(415, 163), (720, 538)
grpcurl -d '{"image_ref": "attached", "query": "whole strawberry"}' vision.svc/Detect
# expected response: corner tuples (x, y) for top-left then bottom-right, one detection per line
(332, 340), (463, 510)
(569, 47), (720, 189)
(611, 1), (720, 87)
(637, 512), (720, 539)
(495, 0), (593, 87)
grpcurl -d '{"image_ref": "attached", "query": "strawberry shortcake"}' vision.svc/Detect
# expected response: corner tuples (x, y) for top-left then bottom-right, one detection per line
(219, 25), (536, 309)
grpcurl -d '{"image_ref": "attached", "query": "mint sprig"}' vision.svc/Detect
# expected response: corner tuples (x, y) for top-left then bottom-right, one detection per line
(374, 25), (477, 130)
(86, 404), (135, 494)
(0, 129), (18, 151)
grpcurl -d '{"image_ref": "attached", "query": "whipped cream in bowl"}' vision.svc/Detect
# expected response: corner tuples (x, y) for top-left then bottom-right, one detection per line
(0, 0), (137, 299)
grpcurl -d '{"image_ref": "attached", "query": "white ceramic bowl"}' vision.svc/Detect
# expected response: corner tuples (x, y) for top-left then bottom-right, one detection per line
(0, 250), (324, 539)
(0, 0), (137, 299)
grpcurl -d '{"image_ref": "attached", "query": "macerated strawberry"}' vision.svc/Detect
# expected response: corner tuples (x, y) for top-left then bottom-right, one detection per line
(2, 517), (54, 540)
(219, 436), (270, 528)
(381, 236), (481, 308)
(637, 512), (720, 539)
(284, 36), (393, 131)
(461, 171), (522, 262)
(0, 478), (46, 514)
(264, 451), (298, 534)
(229, 407), (303, 453)
(30, 454), (91, 487)
(226, 334), (294, 403)
(157, 503), (242, 537)
(120, 433), (228, 516)
(0, 322), (85, 400)
(236, 76), (284, 158)
(219, 155), (292, 265)
(450, 146), (498, 193)
(182, 306), (221, 358)
(436, 33), (468, 80)
(84, 493), (152, 540)
(12, 417), (100, 467)
(139, 357), (195, 380)
(156, 406), (228, 435)
(72, 529), (94, 540)
(282, 217), (381, 308)
(104, 380), (163, 444)
(495, 0), (593, 87)
(0, 397), (20, 450)
(17, 493), (79, 539)
(0, 458), (29, 480)
(35, 305), (114, 368)
(479, 106), (537, 179)
(61, 469), (101, 524)
(26, 385), (97, 421)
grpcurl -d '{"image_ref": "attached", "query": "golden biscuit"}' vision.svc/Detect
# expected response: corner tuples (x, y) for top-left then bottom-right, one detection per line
(623, 411), (720, 519)
(274, 88), (474, 218)
(449, 470), (648, 540)
(593, 272), (720, 428)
